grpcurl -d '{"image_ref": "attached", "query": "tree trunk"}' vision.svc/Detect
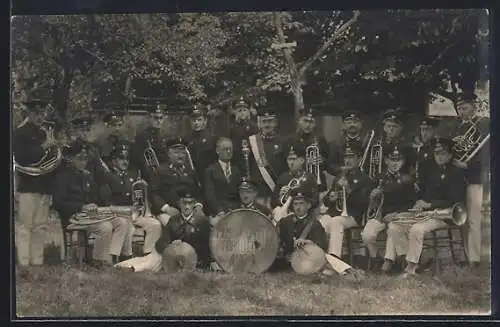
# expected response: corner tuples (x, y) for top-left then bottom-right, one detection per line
(53, 64), (74, 120)
(292, 82), (305, 119)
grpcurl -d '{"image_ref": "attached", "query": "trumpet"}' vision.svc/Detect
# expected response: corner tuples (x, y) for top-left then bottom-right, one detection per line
(131, 170), (152, 221)
(242, 139), (251, 179)
(368, 135), (383, 180)
(359, 130), (375, 171)
(306, 138), (322, 185)
(367, 179), (384, 221)
(279, 176), (304, 206)
(144, 140), (160, 172)
(381, 202), (467, 227)
(452, 114), (490, 165)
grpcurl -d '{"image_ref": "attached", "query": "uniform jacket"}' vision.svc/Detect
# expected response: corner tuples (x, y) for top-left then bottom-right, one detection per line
(375, 171), (416, 216)
(327, 131), (371, 177)
(247, 133), (287, 197)
(203, 161), (242, 215)
(323, 168), (374, 225)
(52, 162), (106, 227)
(277, 212), (328, 257)
(418, 161), (466, 209)
(154, 213), (213, 268)
(150, 163), (202, 214)
(14, 121), (60, 194)
(272, 171), (319, 208)
(411, 136), (434, 182)
(380, 134), (415, 174)
(102, 166), (140, 206)
(187, 129), (217, 187)
(285, 132), (329, 192)
(229, 120), (259, 172)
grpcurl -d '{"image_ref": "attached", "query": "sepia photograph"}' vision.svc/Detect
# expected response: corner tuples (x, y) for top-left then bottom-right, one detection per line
(11, 9), (491, 317)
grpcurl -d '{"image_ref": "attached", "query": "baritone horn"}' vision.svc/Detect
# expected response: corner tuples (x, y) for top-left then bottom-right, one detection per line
(306, 138), (322, 185)
(144, 140), (160, 172)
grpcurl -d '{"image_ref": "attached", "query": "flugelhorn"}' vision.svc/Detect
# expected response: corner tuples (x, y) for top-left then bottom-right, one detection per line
(368, 135), (383, 180)
(306, 137), (322, 185)
(144, 140), (160, 172)
(242, 139), (251, 179)
(331, 167), (349, 216)
(452, 114), (490, 165)
(279, 176), (304, 206)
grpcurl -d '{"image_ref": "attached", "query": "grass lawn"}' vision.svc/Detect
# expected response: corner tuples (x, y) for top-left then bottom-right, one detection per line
(15, 257), (490, 317)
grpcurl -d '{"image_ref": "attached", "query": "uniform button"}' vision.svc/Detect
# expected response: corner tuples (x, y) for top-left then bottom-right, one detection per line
(120, 181), (124, 185)
(126, 192), (130, 196)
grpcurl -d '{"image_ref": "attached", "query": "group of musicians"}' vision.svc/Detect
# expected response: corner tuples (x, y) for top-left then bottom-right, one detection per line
(13, 92), (489, 278)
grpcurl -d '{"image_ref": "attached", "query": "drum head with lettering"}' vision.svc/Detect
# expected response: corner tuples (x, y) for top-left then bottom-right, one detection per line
(210, 209), (279, 274)
(161, 241), (198, 272)
(290, 243), (326, 275)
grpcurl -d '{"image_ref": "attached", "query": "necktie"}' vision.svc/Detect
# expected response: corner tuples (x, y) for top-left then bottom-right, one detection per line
(224, 163), (231, 181)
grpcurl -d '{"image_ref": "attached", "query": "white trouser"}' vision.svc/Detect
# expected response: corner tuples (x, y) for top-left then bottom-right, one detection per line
(462, 184), (484, 263)
(15, 193), (64, 266)
(361, 219), (387, 258)
(133, 216), (162, 254)
(115, 251), (163, 272)
(318, 215), (358, 257)
(385, 218), (448, 264)
(84, 216), (132, 262)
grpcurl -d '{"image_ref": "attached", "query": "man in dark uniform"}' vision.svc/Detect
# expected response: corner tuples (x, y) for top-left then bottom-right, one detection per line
(247, 108), (286, 208)
(150, 137), (204, 227)
(229, 97), (259, 173)
(100, 111), (129, 165)
(411, 117), (439, 191)
(319, 143), (374, 259)
(187, 105), (217, 188)
(272, 143), (318, 209)
(237, 178), (272, 217)
(361, 145), (416, 270)
(204, 137), (242, 224)
(275, 188), (328, 265)
(154, 188), (215, 270)
(450, 92), (490, 268)
(328, 110), (371, 177)
(131, 105), (168, 182)
(383, 138), (467, 276)
(104, 141), (162, 257)
(14, 99), (64, 266)
(52, 139), (132, 267)
(286, 107), (329, 193)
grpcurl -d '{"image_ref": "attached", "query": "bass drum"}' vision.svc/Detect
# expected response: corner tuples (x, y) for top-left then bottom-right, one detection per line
(210, 209), (279, 274)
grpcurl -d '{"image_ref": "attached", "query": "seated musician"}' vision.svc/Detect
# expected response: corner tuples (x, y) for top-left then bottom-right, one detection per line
(52, 139), (134, 267)
(104, 140), (162, 257)
(361, 146), (416, 270)
(150, 137), (204, 226)
(204, 137), (242, 226)
(272, 143), (318, 210)
(155, 188), (215, 270)
(238, 178), (272, 216)
(382, 138), (467, 276)
(275, 188), (328, 265)
(319, 144), (373, 259)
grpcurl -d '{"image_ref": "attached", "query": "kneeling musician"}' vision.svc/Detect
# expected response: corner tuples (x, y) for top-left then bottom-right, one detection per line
(319, 144), (373, 260)
(104, 141), (162, 257)
(361, 146), (416, 269)
(382, 138), (467, 276)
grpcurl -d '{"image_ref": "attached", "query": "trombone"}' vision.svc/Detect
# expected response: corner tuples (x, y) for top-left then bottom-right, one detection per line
(306, 137), (322, 185)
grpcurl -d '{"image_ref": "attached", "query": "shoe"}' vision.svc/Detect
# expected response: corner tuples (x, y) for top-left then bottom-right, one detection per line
(89, 260), (111, 269)
(342, 268), (366, 282)
(321, 268), (335, 276)
(119, 255), (133, 262)
(381, 259), (393, 273)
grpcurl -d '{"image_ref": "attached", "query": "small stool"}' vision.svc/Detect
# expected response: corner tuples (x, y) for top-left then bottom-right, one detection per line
(64, 225), (91, 269)
(344, 226), (365, 266)
(423, 225), (468, 275)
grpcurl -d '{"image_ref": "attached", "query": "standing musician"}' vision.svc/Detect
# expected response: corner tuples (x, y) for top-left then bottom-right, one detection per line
(237, 178), (272, 216)
(450, 92), (490, 268)
(103, 141), (162, 257)
(204, 137), (242, 225)
(187, 105), (217, 189)
(272, 143), (318, 210)
(361, 146), (416, 270)
(411, 117), (439, 190)
(328, 110), (371, 177)
(247, 108), (287, 208)
(52, 139), (133, 267)
(130, 105), (168, 181)
(287, 107), (329, 193)
(100, 111), (129, 165)
(319, 144), (373, 260)
(14, 99), (64, 266)
(150, 137), (204, 227)
(382, 138), (466, 276)
(229, 97), (259, 174)
(275, 188), (328, 266)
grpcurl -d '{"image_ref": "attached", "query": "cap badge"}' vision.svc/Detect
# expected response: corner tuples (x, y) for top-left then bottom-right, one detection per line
(353, 179), (358, 184)
(202, 138), (206, 143)
(441, 174), (445, 180)
(424, 153), (428, 158)
(274, 144), (279, 150)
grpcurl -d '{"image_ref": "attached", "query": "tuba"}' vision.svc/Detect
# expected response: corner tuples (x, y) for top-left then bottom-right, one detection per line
(452, 114), (490, 165)
(144, 140), (160, 172)
(131, 170), (152, 221)
(368, 134), (383, 180)
(14, 145), (63, 177)
(382, 202), (467, 226)
(306, 137), (322, 185)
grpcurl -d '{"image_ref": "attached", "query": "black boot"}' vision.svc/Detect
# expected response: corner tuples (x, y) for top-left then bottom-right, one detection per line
(112, 255), (119, 265)
(119, 255), (133, 262)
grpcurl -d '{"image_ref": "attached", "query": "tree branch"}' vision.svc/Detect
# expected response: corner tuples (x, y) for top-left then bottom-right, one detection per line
(298, 10), (361, 79)
(273, 12), (299, 90)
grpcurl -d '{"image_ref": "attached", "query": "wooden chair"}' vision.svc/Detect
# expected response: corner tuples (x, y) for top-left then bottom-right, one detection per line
(63, 224), (91, 269)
